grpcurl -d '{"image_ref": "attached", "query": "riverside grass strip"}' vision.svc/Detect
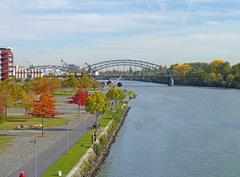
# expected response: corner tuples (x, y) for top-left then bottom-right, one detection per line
(42, 102), (125, 177)
(42, 131), (93, 177)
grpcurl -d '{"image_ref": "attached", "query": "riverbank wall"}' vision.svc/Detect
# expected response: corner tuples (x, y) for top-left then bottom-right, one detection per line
(66, 102), (130, 177)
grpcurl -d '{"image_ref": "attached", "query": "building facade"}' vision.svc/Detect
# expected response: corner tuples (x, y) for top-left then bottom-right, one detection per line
(0, 47), (14, 80)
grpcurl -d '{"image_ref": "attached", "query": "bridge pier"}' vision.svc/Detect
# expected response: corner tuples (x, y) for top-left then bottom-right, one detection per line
(168, 76), (174, 86)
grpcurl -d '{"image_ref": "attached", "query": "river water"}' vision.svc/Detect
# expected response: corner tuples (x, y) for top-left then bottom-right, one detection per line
(97, 81), (240, 177)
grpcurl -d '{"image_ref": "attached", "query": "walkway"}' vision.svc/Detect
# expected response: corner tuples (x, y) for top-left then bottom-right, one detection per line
(0, 96), (100, 177)
(7, 115), (99, 177)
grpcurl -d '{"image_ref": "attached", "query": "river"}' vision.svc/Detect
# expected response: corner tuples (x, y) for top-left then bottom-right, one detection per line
(97, 81), (240, 177)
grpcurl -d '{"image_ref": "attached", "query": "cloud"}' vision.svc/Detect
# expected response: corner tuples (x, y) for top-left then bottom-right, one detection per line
(18, 0), (73, 9)
(1, 0), (240, 65)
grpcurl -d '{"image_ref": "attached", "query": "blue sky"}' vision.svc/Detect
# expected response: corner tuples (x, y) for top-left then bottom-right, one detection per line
(1, 0), (240, 66)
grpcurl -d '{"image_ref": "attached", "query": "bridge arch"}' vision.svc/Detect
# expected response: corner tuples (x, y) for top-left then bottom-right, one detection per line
(82, 59), (162, 73)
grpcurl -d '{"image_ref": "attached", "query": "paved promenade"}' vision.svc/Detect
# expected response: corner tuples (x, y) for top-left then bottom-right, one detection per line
(0, 96), (99, 177)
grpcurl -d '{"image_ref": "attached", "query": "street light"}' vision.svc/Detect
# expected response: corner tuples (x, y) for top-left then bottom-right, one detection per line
(30, 138), (38, 177)
(66, 122), (69, 154)
(84, 111), (87, 135)
(41, 115), (44, 137)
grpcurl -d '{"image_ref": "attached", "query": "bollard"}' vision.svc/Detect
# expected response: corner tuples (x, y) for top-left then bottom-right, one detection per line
(58, 171), (62, 176)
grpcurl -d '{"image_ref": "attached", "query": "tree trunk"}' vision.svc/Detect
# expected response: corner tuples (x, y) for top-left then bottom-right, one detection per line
(25, 109), (28, 120)
(4, 107), (7, 118)
(78, 105), (80, 118)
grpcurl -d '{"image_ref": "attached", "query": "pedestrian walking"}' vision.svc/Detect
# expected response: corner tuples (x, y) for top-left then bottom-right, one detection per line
(19, 170), (26, 177)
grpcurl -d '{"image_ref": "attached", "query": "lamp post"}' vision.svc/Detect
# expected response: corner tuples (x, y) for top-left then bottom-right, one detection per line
(30, 138), (38, 177)
(84, 112), (87, 135)
(66, 122), (69, 154)
(41, 114), (44, 137)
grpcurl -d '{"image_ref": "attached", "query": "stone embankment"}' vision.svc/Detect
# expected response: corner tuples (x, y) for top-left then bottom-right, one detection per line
(66, 105), (130, 177)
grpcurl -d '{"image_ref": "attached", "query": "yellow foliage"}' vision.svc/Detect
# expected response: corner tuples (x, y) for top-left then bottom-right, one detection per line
(173, 64), (191, 75)
(210, 60), (226, 73)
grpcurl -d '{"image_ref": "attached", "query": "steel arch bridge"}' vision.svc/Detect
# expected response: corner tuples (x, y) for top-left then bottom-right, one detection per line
(81, 59), (162, 74)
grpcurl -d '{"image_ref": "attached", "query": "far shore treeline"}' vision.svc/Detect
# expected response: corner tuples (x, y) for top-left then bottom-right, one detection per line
(170, 60), (240, 89)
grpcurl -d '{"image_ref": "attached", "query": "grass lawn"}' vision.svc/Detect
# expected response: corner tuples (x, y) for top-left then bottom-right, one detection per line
(0, 136), (14, 154)
(0, 116), (68, 130)
(43, 130), (93, 177)
(99, 102), (124, 128)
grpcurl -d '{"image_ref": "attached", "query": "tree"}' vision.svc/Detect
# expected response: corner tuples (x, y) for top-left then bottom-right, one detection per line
(173, 64), (192, 76)
(219, 62), (231, 79)
(86, 92), (110, 114)
(78, 75), (93, 89)
(8, 83), (26, 105)
(226, 74), (235, 87)
(106, 87), (125, 101)
(186, 69), (208, 86)
(69, 90), (88, 118)
(29, 77), (61, 94)
(32, 86), (56, 118)
(188, 62), (210, 72)
(62, 75), (79, 91)
(22, 92), (35, 117)
(210, 60), (225, 73)
(48, 77), (61, 93)
(207, 73), (224, 87)
(106, 87), (125, 111)
(0, 81), (15, 117)
(232, 63), (240, 75)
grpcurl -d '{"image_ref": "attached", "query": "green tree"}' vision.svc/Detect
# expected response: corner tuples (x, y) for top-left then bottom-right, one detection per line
(86, 92), (110, 114)
(186, 69), (208, 86)
(226, 74), (235, 87)
(62, 75), (79, 91)
(219, 62), (231, 79)
(207, 73), (224, 87)
(106, 87), (125, 101)
(78, 74), (93, 89)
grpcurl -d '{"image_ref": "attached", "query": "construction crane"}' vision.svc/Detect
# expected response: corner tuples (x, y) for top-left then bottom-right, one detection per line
(60, 59), (80, 75)
(60, 59), (68, 69)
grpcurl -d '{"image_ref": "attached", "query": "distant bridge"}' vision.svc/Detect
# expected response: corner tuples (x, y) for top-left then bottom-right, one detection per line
(81, 59), (162, 73)
(80, 59), (175, 86)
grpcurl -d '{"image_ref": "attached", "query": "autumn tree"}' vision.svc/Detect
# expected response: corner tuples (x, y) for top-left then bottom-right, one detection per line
(69, 90), (88, 118)
(86, 92), (110, 114)
(32, 86), (56, 118)
(29, 77), (61, 94)
(8, 83), (26, 105)
(173, 64), (192, 76)
(22, 92), (35, 117)
(62, 75), (79, 91)
(78, 75), (93, 89)
(0, 80), (17, 117)
(210, 60), (225, 73)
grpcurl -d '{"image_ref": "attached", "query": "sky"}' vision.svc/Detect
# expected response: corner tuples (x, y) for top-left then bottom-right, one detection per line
(1, 0), (240, 67)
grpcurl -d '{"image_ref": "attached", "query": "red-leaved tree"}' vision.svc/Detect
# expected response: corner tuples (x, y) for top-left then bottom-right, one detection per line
(69, 90), (88, 118)
(32, 86), (56, 118)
